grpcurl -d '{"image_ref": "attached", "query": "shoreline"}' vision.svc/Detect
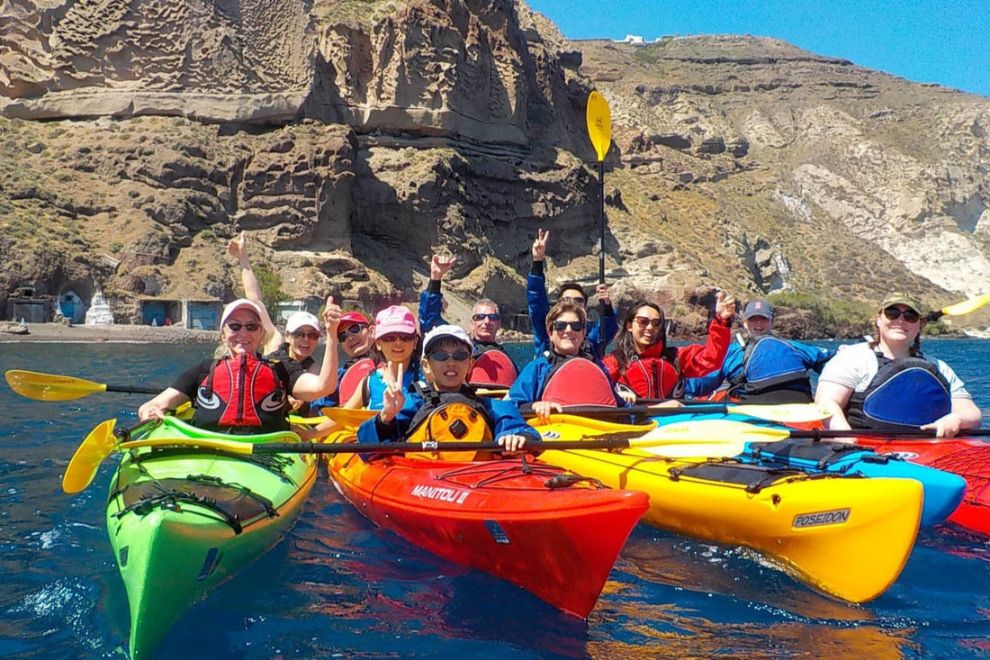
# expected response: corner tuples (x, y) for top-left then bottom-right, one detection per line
(0, 323), (218, 344)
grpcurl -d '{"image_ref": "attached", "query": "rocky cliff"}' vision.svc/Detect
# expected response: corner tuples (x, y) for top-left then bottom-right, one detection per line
(2, 0), (989, 335)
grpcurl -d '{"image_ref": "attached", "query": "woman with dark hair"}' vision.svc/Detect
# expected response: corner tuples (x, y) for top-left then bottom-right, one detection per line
(602, 295), (735, 401)
(816, 293), (980, 437)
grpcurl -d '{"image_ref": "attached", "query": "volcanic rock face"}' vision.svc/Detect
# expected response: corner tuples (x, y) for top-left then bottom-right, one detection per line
(2, 3), (990, 335)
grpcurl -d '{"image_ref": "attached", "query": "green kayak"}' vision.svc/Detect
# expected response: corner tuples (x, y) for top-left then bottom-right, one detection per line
(106, 416), (317, 658)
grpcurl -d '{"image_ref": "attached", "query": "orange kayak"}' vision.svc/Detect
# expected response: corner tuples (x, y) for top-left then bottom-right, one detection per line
(327, 446), (648, 618)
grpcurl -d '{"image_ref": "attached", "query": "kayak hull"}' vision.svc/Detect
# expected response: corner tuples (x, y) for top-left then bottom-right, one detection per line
(530, 416), (922, 603)
(856, 436), (990, 535)
(327, 444), (649, 618)
(107, 417), (317, 658)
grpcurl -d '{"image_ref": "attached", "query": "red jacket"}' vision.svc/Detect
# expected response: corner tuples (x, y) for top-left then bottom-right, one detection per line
(603, 319), (731, 399)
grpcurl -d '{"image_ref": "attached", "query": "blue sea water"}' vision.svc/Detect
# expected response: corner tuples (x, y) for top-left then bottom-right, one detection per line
(2, 338), (990, 658)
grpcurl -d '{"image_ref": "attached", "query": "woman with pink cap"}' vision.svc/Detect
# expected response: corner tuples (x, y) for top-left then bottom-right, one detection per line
(341, 305), (424, 427)
(137, 295), (343, 434)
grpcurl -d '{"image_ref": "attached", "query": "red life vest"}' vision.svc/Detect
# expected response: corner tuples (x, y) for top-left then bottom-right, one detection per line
(604, 343), (683, 400)
(469, 349), (518, 388)
(194, 353), (289, 432)
(541, 356), (618, 407)
(339, 357), (376, 404)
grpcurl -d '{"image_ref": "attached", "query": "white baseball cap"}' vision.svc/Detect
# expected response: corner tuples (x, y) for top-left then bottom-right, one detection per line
(285, 311), (322, 335)
(220, 298), (264, 327)
(423, 324), (473, 353)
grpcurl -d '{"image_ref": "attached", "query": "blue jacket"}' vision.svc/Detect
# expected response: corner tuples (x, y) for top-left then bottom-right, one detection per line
(683, 336), (835, 398)
(527, 268), (617, 358)
(418, 281), (447, 334)
(357, 390), (540, 445)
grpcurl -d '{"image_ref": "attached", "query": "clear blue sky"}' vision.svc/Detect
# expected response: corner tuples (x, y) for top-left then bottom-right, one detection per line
(527, 0), (990, 98)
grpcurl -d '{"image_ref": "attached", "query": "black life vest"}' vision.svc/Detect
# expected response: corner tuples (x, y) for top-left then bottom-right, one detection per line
(846, 351), (952, 431)
(728, 336), (814, 403)
(194, 353), (290, 433)
(541, 352), (618, 407)
(406, 382), (494, 461)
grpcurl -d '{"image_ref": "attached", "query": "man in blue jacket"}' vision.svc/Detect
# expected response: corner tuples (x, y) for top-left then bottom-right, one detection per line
(684, 299), (835, 403)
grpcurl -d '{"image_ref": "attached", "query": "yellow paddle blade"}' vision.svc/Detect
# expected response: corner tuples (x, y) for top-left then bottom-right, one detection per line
(474, 387), (508, 398)
(586, 91), (612, 161)
(940, 292), (990, 317)
(533, 413), (656, 438)
(62, 419), (117, 494)
(6, 370), (107, 401)
(726, 403), (832, 424)
(319, 407), (377, 428)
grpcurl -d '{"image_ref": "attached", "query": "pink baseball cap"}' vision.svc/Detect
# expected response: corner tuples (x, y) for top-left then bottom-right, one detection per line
(338, 310), (370, 331)
(373, 305), (418, 339)
(220, 298), (264, 327)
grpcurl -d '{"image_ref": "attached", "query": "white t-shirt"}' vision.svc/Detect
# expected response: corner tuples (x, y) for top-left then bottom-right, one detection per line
(818, 342), (970, 399)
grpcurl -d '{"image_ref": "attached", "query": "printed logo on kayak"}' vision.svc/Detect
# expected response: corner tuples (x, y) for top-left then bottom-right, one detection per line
(411, 484), (469, 505)
(541, 430), (561, 439)
(883, 451), (919, 460)
(792, 508), (851, 529)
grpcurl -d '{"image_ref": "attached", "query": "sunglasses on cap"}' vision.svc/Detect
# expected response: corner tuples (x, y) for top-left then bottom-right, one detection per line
(336, 324), (368, 342)
(289, 331), (321, 341)
(633, 316), (663, 329)
(551, 320), (586, 332)
(883, 306), (921, 323)
(226, 322), (261, 333)
(427, 349), (471, 362)
(379, 332), (417, 343)
(472, 313), (501, 322)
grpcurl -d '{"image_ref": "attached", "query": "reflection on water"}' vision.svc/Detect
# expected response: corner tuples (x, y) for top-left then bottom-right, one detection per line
(3, 341), (990, 657)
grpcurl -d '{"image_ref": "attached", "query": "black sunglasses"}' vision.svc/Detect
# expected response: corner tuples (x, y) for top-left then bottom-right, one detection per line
(290, 331), (321, 340)
(427, 349), (471, 362)
(883, 306), (921, 323)
(336, 324), (368, 342)
(472, 313), (501, 322)
(226, 322), (261, 332)
(551, 320), (586, 332)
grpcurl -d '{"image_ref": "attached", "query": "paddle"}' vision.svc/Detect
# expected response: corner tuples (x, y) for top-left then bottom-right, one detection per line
(6, 370), (159, 401)
(519, 402), (831, 424)
(927, 292), (990, 322)
(586, 90), (611, 359)
(62, 417), (751, 493)
(738, 426), (990, 441)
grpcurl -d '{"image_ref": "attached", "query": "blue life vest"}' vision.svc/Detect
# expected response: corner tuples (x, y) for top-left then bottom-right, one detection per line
(846, 353), (951, 430)
(730, 336), (813, 402)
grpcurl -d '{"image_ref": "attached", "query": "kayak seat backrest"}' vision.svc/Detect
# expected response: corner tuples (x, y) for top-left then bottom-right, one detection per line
(669, 461), (808, 493)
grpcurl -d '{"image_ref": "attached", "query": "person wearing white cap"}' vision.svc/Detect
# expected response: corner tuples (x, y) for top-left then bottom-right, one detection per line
(357, 324), (538, 453)
(816, 292), (980, 437)
(138, 290), (344, 434)
(683, 298), (834, 404)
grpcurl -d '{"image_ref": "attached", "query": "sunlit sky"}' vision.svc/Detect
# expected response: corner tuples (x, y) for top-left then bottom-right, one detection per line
(527, 0), (990, 98)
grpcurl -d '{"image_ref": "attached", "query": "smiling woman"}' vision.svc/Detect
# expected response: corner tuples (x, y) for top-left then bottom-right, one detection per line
(136, 296), (342, 433)
(815, 292), (983, 437)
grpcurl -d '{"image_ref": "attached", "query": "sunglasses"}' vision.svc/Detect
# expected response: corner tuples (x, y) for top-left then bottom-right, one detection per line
(226, 322), (261, 333)
(551, 320), (586, 333)
(560, 295), (587, 306)
(427, 349), (471, 362)
(290, 331), (321, 341)
(883, 306), (921, 323)
(336, 324), (368, 342)
(633, 316), (663, 329)
(379, 332), (417, 343)
(472, 313), (501, 322)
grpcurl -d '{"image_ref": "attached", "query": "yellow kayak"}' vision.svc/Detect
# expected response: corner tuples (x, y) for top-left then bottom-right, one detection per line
(532, 416), (922, 603)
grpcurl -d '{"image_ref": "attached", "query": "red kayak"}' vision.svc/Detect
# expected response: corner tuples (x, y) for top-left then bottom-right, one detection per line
(327, 448), (649, 617)
(856, 436), (990, 535)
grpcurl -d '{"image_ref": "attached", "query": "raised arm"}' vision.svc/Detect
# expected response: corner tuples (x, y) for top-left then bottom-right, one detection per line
(528, 229), (551, 357)
(291, 296), (342, 400)
(419, 254), (454, 333)
(228, 231), (282, 353)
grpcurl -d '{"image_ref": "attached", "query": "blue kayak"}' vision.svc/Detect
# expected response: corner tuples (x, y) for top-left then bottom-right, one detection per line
(650, 412), (966, 527)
